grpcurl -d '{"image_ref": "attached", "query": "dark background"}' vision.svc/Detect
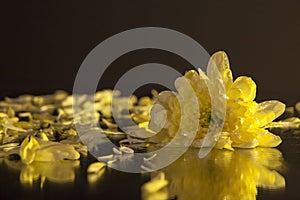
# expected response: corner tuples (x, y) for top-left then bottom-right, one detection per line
(1, 0), (300, 105)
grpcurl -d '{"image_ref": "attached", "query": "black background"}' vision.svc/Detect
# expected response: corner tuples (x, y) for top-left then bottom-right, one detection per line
(1, 0), (300, 105)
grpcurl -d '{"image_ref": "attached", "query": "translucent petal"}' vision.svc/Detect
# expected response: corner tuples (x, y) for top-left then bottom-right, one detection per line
(257, 131), (282, 147)
(209, 51), (233, 90)
(34, 143), (80, 162)
(258, 100), (286, 120)
(254, 111), (275, 128)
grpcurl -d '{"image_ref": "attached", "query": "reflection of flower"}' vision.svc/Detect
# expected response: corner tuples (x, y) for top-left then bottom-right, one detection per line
(149, 51), (285, 150)
(161, 148), (285, 200)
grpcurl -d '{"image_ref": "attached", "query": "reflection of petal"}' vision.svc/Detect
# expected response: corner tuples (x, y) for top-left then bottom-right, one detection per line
(86, 162), (107, 185)
(4, 159), (79, 187)
(31, 160), (79, 183)
(20, 164), (40, 185)
(159, 148), (285, 200)
(256, 167), (285, 189)
(87, 169), (105, 185)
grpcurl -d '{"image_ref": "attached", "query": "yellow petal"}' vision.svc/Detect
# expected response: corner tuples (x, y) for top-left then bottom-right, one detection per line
(20, 136), (40, 164)
(230, 129), (262, 148)
(209, 51), (233, 90)
(257, 131), (282, 147)
(227, 76), (256, 101)
(34, 143), (80, 162)
(256, 101), (285, 127)
(232, 139), (259, 148)
(215, 132), (234, 150)
(254, 100), (285, 127)
(253, 110), (276, 128)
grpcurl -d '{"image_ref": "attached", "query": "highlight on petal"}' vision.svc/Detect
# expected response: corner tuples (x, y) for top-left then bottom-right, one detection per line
(209, 51), (233, 90)
(227, 76), (257, 101)
(253, 100), (285, 128)
(256, 131), (282, 147)
(215, 132), (233, 151)
(148, 104), (167, 133)
(230, 128), (262, 148)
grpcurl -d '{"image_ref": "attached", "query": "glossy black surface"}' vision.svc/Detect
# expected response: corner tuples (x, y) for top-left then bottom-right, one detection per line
(0, 131), (300, 200)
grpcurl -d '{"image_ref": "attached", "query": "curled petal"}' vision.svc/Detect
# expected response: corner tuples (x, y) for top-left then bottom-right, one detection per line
(20, 136), (40, 164)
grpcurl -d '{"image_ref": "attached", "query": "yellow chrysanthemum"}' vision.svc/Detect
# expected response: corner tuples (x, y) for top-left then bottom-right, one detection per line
(149, 51), (285, 150)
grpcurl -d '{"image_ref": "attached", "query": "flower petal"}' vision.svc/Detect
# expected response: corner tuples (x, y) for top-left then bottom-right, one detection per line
(227, 76), (256, 101)
(255, 100), (286, 127)
(257, 131), (282, 147)
(209, 51), (233, 90)
(34, 143), (80, 162)
(215, 132), (234, 150)
(230, 128), (262, 148)
(19, 136), (40, 164)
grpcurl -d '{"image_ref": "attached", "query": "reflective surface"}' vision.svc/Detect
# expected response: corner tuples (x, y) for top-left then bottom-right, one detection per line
(1, 132), (300, 199)
(160, 148), (285, 200)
